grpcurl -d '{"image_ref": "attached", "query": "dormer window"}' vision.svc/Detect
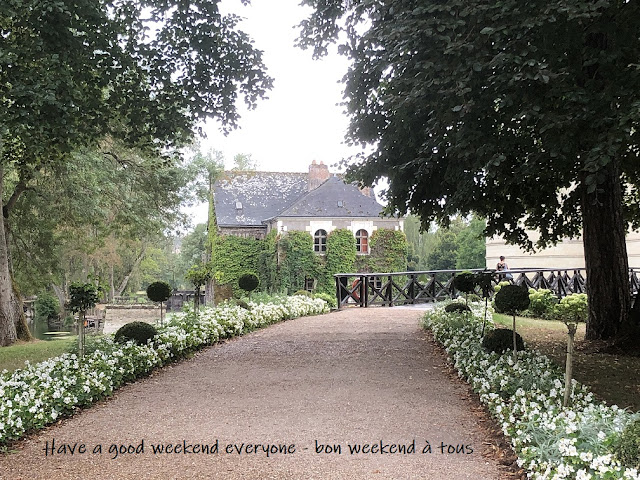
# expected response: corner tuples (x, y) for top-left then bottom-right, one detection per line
(235, 201), (243, 210)
(337, 200), (344, 207)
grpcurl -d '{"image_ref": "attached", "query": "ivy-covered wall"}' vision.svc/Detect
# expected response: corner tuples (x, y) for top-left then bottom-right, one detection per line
(210, 235), (263, 296)
(211, 227), (407, 298)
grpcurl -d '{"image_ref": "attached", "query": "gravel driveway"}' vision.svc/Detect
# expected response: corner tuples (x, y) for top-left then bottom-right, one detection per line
(0, 306), (510, 479)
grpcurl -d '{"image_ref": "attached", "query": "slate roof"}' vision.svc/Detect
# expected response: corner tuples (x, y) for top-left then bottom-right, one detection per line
(277, 175), (384, 218)
(213, 171), (384, 227)
(214, 172), (308, 227)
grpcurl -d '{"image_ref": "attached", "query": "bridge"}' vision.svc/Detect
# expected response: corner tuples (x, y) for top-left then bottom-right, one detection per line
(334, 267), (640, 309)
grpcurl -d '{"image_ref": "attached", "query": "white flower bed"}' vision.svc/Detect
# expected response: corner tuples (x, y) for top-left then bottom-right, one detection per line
(422, 303), (639, 480)
(0, 295), (328, 446)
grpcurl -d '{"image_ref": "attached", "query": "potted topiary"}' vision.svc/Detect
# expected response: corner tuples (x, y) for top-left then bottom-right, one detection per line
(146, 281), (172, 326)
(493, 284), (530, 363)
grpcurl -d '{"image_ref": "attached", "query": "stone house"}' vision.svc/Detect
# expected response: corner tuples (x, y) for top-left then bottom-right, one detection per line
(212, 161), (404, 251)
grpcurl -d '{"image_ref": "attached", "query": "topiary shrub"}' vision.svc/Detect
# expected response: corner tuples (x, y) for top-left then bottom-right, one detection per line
(494, 284), (530, 363)
(495, 284), (530, 315)
(444, 302), (471, 313)
(293, 290), (313, 297)
(114, 321), (158, 345)
(613, 418), (640, 470)
(482, 328), (525, 354)
(453, 272), (476, 294)
(146, 281), (172, 303)
(238, 272), (259, 295)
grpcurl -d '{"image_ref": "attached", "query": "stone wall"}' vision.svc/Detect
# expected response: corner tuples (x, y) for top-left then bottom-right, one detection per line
(103, 305), (161, 335)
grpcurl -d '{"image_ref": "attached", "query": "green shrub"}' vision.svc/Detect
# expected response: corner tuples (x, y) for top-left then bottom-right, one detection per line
(466, 293), (481, 303)
(493, 281), (511, 294)
(114, 321), (158, 345)
(146, 281), (172, 303)
(34, 292), (60, 320)
(314, 292), (337, 309)
(293, 290), (313, 297)
(238, 272), (260, 294)
(552, 293), (588, 324)
(233, 299), (251, 310)
(494, 284), (530, 315)
(444, 303), (471, 313)
(527, 288), (558, 318)
(482, 328), (525, 354)
(613, 418), (640, 470)
(453, 272), (476, 293)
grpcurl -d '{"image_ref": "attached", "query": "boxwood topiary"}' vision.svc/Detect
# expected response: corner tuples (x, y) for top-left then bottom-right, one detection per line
(494, 284), (530, 314)
(444, 302), (471, 313)
(613, 418), (640, 470)
(114, 321), (158, 345)
(238, 272), (259, 294)
(453, 272), (476, 294)
(146, 281), (172, 303)
(482, 328), (525, 354)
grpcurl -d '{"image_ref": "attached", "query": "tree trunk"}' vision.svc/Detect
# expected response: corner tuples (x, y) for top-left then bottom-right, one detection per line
(0, 166), (22, 346)
(115, 246), (147, 297)
(581, 161), (630, 342)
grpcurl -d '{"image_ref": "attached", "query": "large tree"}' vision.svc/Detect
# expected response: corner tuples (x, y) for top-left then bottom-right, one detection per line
(298, 0), (640, 347)
(0, 0), (272, 345)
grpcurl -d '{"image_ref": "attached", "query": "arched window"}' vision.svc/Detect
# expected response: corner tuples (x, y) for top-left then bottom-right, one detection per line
(314, 229), (327, 253)
(356, 229), (369, 254)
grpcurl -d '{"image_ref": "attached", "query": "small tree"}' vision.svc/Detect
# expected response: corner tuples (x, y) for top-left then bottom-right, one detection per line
(146, 281), (172, 326)
(475, 271), (494, 336)
(67, 282), (100, 359)
(238, 273), (259, 299)
(452, 272), (476, 305)
(494, 285), (530, 363)
(185, 264), (212, 317)
(552, 294), (588, 407)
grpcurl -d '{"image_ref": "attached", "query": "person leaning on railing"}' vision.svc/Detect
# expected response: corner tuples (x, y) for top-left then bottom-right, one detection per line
(496, 256), (514, 281)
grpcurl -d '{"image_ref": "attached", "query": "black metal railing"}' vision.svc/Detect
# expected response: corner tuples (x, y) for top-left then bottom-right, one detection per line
(335, 267), (640, 309)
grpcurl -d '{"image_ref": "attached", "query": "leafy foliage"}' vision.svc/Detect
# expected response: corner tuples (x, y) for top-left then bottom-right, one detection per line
(210, 235), (262, 295)
(367, 229), (408, 273)
(114, 321), (158, 346)
(453, 272), (476, 294)
(613, 418), (640, 470)
(552, 294), (588, 324)
(494, 285), (531, 315)
(34, 292), (60, 321)
(321, 229), (356, 293)
(238, 273), (259, 294)
(146, 281), (172, 303)
(298, 0), (640, 343)
(66, 282), (100, 314)
(444, 302), (471, 314)
(482, 329), (525, 354)
(526, 288), (559, 319)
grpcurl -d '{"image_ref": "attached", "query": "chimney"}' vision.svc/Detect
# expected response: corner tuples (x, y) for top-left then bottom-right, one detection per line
(308, 160), (330, 191)
(359, 186), (372, 197)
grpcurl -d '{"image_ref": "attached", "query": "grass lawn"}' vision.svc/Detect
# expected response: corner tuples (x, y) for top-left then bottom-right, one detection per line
(494, 313), (640, 412)
(0, 337), (74, 373)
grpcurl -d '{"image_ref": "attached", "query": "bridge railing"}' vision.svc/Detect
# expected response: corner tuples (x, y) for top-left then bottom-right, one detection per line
(335, 267), (640, 309)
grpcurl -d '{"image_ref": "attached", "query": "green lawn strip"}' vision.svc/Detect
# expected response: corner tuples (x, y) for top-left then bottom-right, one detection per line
(0, 338), (74, 373)
(493, 312), (639, 412)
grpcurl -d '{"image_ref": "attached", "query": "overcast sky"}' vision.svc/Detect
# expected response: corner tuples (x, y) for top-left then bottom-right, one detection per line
(201, 0), (357, 174)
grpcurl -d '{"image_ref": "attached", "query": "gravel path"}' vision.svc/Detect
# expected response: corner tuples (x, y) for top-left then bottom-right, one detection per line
(0, 306), (509, 479)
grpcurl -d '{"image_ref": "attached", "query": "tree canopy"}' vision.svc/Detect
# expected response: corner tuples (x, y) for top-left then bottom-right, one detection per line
(298, 0), (640, 345)
(0, 0), (272, 346)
